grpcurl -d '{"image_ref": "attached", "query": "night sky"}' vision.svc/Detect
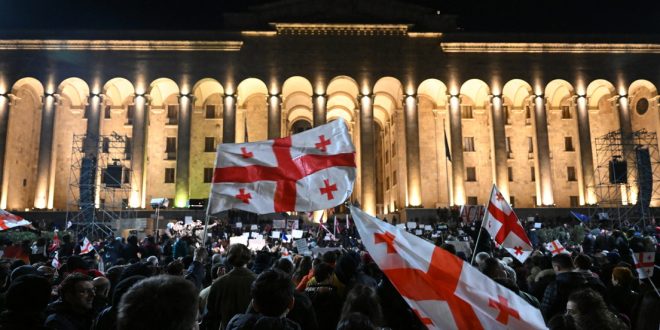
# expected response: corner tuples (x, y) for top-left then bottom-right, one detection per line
(0, 0), (659, 34)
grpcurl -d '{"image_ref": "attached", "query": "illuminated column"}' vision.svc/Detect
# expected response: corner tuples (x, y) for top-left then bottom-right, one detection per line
(174, 94), (193, 208)
(448, 95), (465, 205)
(532, 95), (554, 206)
(617, 95), (636, 203)
(130, 94), (148, 208)
(403, 94), (421, 206)
(34, 93), (57, 209)
(84, 94), (102, 157)
(267, 93), (282, 139)
(575, 95), (596, 204)
(489, 95), (509, 198)
(313, 93), (327, 127)
(0, 94), (10, 208)
(360, 94), (376, 215)
(222, 94), (236, 143)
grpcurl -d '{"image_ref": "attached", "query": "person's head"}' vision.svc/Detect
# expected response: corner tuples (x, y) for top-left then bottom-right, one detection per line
(93, 276), (111, 298)
(127, 235), (138, 245)
(340, 285), (383, 326)
(313, 262), (334, 283)
(336, 312), (378, 330)
(250, 269), (295, 317)
(322, 251), (337, 266)
(226, 244), (251, 268)
(146, 256), (159, 267)
(272, 258), (294, 277)
(474, 252), (491, 267)
(5, 275), (51, 313)
(166, 260), (185, 276)
(573, 254), (592, 270)
(62, 234), (72, 243)
(566, 289), (607, 319)
(480, 257), (507, 279)
(118, 275), (198, 330)
(552, 253), (574, 273)
(440, 243), (456, 255)
(295, 256), (313, 278)
(611, 267), (634, 287)
(59, 273), (95, 312)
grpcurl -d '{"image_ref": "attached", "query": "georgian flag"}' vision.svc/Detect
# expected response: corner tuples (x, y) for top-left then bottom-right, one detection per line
(483, 185), (533, 263)
(209, 119), (356, 214)
(51, 251), (61, 269)
(545, 240), (567, 255)
(632, 252), (655, 279)
(80, 237), (94, 255)
(350, 206), (546, 330)
(0, 209), (32, 231)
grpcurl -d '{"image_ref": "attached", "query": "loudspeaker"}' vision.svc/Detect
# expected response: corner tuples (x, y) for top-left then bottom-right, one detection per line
(636, 148), (652, 208)
(103, 165), (123, 188)
(609, 158), (627, 184)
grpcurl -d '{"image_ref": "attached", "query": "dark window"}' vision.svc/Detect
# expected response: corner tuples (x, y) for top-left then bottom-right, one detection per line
(506, 137), (513, 158)
(467, 196), (478, 205)
(204, 137), (215, 152)
(102, 138), (110, 153)
(561, 106), (572, 119)
(385, 151), (389, 163)
(123, 168), (131, 184)
(104, 106), (112, 119)
(167, 105), (178, 124)
(204, 168), (214, 183)
(466, 167), (476, 182)
(503, 106), (511, 125)
(531, 167), (536, 182)
(461, 106), (473, 119)
(509, 196), (515, 207)
(83, 105), (90, 119)
(527, 137), (534, 153)
(564, 137), (575, 151)
(166, 137), (177, 153)
(532, 196), (537, 206)
(100, 199), (105, 208)
(164, 168), (175, 183)
(525, 106), (531, 125)
(463, 137), (475, 152)
(570, 196), (579, 207)
(567, 166), (577, 181)
(392, 141), (396, 156)
(205, 105), (216, 119)
(122, 199), (129, 208)
(125, 137), (132, 159)
(126, 105), (134, 125)
(508, 167), (513, 182)
(393, 171), (397, 185)
(386, 177), (390, 189)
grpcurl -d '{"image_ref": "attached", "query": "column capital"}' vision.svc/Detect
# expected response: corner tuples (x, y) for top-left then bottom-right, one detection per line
(133, 93), (151, 104)
(178, 93), (196, 103)
(0, 93), (16, 105)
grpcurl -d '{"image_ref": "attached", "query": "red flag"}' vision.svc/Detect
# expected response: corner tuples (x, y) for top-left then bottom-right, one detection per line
(80, 237), (94, 255)
(49, 230), (61, 253)
(545, 240), (567, 256)
(51, 251), (61, 269)
(0, 209), (31, 231)
(632, 252), (655, 279)
(483, 185), (533, 263)
(209, 119), (356, 214)
(350, 205), (546, 329)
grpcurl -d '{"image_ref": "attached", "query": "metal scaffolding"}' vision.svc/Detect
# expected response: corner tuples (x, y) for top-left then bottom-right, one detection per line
(65, 132), (136, 239)
(592, 129), (660, 228)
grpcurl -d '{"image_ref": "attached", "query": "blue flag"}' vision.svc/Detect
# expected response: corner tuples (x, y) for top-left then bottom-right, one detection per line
(570, 211), (590, 222)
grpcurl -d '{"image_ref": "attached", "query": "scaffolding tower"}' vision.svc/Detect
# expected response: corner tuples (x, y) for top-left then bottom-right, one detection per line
(592, 129), (660, 228)
(66, 132), (135, 239)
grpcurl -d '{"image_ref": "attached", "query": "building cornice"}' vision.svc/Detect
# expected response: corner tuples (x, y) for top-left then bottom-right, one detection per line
(270, 23), (411, 36)
(440, 42), (660, 54)
(0, 39), (243, 51)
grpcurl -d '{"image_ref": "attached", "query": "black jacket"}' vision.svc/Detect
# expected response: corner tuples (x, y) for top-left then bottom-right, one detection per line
(226, 313), (301, 330)
(44, 300), (95, 330)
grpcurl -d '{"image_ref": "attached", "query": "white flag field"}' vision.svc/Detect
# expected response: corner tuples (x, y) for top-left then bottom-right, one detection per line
(0, 209), (32, 231)
(208, 119), (356, 214)
(482, 185), (533, 263)
(350, 205), (546, 330)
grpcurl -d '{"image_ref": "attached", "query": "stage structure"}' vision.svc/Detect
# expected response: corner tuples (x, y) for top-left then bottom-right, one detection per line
(65, 132), (136, 239)
(592, 129), (660, 228)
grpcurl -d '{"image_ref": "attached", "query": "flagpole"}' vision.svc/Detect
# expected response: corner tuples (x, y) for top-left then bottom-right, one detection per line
(443, 119), (452, 207)
(202, 141), (223, 247)
(470, 185), (495, 265)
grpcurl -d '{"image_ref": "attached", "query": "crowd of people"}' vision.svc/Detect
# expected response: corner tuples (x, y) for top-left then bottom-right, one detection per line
(0, 213), (657, 330)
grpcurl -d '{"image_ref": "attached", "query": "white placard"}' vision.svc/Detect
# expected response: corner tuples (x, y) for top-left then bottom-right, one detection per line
(236, 222), (243, 228)
(184, 216), (193, 225)
(229, 235), (248, 246)
(271, 230), (281, 239)
(424, 225), (433, 231)
(292, 229), (304, 239)
(248, 238), (266, 251)
(287, 219), (299, 230)
(250, 224), (258, 231)
(273, 220), (286, 229)
(534, 222), (542, 229)
(294, 239), (310, 255)
(407, 222), (417, 229)
(415, 229), (423, 235)
(396, 224), (406, 230)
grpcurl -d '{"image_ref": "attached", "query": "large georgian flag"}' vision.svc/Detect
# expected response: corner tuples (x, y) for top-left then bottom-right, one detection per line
(483, 185), (533, 263)
(632, 252), (655, 279)
(209, 119), (356, 214)
(0, 209), (32, 231)
(350, 205), (546, 330)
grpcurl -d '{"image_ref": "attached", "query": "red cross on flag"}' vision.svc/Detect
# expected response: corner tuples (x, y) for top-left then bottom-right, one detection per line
(483, 185), (533, 263)
(0, 209), (31, 231)
(209, 119), (356, 214)
(545, 240), (567, 255)
(349, 205), (546, 330)
(80, 237), (94, 255)
(632, 252), (655, 279)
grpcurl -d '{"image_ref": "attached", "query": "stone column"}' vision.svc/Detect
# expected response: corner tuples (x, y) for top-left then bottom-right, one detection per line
(222, 94), (236, 143)
(83, 94), (102, 157)
(267, 94), (282, 139)
(359, 94), (376, 215)
(575, 95), (596, 205)
(174, 94), (193, 208)
(34, 93), (57, 209)
(313, 93), (327, 127)
(448, 95), (466, 205)
(403, 94), (422, 206)
(533, 95), (554, 206)
(617, 95), (636, 203)
(130, 94), (148, 208)
(490, 95), (509, 198)
(0, 94), (10, 209)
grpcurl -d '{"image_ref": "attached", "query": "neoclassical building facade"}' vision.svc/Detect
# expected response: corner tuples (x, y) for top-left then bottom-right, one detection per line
(0, 2), (659, 216)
